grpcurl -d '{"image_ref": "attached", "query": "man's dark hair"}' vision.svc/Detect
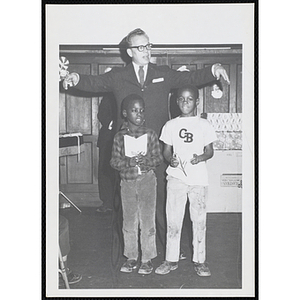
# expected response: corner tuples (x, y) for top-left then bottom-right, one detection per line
(125, 28), (148, 48)
(121, 93), (145, 112)
(177, 84), (199, 99)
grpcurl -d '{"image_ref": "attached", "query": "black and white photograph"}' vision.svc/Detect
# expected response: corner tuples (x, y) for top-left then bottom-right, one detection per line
(44, 2), (256, 298)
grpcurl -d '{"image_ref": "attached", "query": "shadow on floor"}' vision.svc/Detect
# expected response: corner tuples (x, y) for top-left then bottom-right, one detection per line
(60, 207), (242, 290)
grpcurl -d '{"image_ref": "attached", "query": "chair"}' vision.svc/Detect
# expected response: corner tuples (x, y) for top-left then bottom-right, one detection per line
(58, 246), (70, 289)
(59, 132), (83, 213)
(58, 133), (83, 288)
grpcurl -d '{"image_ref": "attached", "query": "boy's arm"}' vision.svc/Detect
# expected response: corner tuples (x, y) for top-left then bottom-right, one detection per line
(163, 143), (179, 167)
(190, 142), (214, 165)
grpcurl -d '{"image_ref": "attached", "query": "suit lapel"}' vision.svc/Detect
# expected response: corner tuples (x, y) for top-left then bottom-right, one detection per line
(125, 63), (140, 86)
(145, 63), (156, 85)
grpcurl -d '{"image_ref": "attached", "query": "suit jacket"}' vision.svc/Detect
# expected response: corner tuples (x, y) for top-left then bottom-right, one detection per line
(97, 93), (117, 148)
(75, 63), (215, 135)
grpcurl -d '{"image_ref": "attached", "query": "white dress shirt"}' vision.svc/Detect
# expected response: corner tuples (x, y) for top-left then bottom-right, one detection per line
(132, 61), (148, 84)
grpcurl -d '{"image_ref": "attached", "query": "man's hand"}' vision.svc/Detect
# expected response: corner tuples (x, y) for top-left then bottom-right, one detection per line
(176, 65), (190, 72)
(213, 63), (230, 84)
(62, 72), (80, 90)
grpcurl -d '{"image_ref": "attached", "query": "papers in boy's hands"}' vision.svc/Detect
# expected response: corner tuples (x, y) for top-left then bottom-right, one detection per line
(124, 134), (147, 157)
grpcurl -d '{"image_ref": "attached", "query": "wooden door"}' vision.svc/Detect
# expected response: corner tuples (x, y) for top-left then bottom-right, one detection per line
(59, 54), (125, 196)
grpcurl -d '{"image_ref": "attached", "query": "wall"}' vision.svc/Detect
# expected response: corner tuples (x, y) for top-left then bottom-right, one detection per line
(47, 4), (253, 45)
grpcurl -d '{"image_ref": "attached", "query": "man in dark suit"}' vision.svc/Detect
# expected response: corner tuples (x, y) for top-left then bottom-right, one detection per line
(62, 28), (230, 270)
(96, 92), (117, 213)
(63, 28), (229, 134)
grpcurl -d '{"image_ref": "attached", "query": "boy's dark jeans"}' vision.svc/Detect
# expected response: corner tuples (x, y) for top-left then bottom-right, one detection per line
(120, 170), (157, 262)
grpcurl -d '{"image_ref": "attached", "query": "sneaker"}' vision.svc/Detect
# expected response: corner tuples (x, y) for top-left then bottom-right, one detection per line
(59, 269), (82, 287)
(96, 205), (112, 213)
(67, 271), (82, 284)
(194, 262), (211, 277)
(155, 261), (178, 275)
(138, 260), (153, 275)
(120, 259), (138, 273)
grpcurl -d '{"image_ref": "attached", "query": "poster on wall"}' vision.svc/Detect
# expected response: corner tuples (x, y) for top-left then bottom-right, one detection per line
(44, 1), (257, 298)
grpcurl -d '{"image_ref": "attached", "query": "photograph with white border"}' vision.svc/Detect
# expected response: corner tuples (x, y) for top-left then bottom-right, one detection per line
(45, 2), (256, 298)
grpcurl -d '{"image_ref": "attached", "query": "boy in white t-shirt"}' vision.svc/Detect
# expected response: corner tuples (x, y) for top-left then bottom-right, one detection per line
(155, 84), (217, 277)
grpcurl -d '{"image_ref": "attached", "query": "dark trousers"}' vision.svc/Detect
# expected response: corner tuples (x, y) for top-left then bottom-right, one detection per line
(154, 162), (167, 251)
(98, 142), (115, 208)
(120, 171), (157, 262)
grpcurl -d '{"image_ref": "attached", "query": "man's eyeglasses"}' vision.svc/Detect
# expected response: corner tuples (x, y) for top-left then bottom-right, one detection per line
(128, 43), (153, 52)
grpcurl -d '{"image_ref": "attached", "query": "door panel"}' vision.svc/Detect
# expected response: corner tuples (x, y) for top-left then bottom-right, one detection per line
(67, 142), (92, 184)
(59, 92), (66, 132)
(59, 61), (96, 190)
(204, 64), (230, 113)
(59, 57), (126, 195)
(66, 96), (92, 134)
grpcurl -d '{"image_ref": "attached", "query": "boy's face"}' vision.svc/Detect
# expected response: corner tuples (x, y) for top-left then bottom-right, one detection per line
(126, 34), (151, 66)
(123, 100), (145, 128)
(177, 89), (199, 117)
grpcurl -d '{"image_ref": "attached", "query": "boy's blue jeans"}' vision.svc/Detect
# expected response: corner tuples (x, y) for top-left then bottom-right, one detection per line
(120, 170), (157, 263)
(165, 176), (208, 264)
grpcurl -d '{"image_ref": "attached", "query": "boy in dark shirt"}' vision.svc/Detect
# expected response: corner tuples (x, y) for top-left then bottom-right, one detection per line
(110, 94), (163, 275)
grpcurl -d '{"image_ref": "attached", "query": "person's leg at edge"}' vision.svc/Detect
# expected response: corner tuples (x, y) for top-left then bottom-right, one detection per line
(97, 144), (114, 212)
(59, 215), (82, 285)
(155, 162), (167, 250)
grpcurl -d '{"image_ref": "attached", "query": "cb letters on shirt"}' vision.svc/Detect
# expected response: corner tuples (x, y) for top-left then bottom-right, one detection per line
(160, 116), (217, 186)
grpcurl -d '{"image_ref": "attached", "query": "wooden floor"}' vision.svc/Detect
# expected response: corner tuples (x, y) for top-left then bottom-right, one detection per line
(59, 199), (242, 291)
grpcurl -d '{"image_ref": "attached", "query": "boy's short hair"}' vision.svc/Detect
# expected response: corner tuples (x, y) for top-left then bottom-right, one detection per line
(177, 84), (199, 99)
(121, 94), (145, 112)
(125, 28), (148, 48)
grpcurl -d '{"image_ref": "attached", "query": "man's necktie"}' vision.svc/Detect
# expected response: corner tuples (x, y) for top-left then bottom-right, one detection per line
(138, 66), (145, 87)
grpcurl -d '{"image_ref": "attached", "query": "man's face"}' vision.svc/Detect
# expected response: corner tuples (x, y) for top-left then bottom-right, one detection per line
(127, 34), (151, 66)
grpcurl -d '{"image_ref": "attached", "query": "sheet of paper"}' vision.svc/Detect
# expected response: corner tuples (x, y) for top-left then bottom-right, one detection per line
(124, 134), (147, 157)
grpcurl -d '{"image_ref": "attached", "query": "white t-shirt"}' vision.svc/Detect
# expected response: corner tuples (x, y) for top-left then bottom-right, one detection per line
(160, 116), (217, 186)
